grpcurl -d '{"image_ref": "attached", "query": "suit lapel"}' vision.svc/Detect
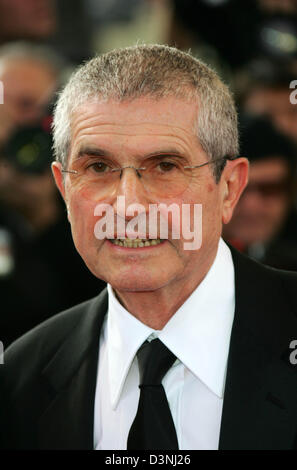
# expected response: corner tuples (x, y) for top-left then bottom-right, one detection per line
(38, 289), (108, 449)
(219, 250), (297, 449)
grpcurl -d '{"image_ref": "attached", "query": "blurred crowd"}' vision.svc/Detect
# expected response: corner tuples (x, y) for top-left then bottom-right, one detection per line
(0, 0), (297, 346)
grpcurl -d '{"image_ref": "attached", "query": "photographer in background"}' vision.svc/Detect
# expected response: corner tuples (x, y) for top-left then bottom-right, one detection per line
(0, 126), (105, 346)
(223, 115), (297, 271)
(0, 42), (64, 146)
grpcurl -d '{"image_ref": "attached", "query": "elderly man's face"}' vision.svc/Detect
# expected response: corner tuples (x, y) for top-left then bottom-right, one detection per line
(53, 97), (247, 293)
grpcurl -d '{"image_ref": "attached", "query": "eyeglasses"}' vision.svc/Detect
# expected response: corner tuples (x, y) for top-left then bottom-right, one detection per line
(62, 155), (236, 198)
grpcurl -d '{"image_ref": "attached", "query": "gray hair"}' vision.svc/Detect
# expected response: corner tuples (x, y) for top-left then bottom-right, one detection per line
(53, 44), (239, 181)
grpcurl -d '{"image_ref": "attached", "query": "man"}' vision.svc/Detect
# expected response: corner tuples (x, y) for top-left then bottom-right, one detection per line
(1, 45), (297, 450)
(224, 115), (297, 271)
(239, 62), (297, 146)
(0, 42), (60, 146)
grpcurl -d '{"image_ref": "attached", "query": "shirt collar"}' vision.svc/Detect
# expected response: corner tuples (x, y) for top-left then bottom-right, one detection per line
(158, 238), (235, 397)
(106, 284), (155, 409)
(106, 238), (235, 408)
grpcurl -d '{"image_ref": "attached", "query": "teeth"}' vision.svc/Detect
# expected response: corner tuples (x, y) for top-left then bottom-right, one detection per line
(110, 238), (162, 248)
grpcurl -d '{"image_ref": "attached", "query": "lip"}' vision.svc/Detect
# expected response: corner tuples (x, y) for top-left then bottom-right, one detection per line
(106, 239), (167, 251)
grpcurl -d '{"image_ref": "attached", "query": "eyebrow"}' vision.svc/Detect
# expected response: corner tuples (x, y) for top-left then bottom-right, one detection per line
(73, 146), (188, 161)
(74, 146), (114, 160)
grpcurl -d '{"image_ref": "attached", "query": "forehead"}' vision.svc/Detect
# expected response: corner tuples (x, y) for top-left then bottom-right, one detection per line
(69, 96), (201, 159)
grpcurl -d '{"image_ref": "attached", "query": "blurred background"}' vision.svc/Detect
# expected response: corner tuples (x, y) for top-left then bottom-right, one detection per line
(0, 0), (297, 346)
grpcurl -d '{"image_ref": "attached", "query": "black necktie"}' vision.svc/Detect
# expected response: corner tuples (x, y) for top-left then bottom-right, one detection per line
(127, 338), (179, 450)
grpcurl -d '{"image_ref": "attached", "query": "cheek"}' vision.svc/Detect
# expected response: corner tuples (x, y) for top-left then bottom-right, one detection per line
(158, 182), (218, 243)
(67, 188), (102, 248)
(202, 188), (223, 232)
(207, 182), (215, 193)
(68, 179), (102, 202)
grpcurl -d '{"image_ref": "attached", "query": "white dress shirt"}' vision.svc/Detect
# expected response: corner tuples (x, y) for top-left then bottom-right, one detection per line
(94, 238), (235, 450)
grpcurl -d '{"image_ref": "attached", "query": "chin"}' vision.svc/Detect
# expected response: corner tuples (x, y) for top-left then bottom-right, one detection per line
(108, 277), (163, 293)
(104, 269), (174, 293)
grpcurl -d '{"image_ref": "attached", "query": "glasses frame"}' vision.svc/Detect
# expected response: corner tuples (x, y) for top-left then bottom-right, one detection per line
(61, 155), (237, 177)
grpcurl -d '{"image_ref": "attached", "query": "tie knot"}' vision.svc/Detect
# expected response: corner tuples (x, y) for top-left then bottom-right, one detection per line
(137, 338), (176, 386)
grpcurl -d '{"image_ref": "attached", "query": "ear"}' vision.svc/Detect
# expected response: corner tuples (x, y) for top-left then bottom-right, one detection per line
(51, 161), (66, 201)
(221, 157), (249, 225)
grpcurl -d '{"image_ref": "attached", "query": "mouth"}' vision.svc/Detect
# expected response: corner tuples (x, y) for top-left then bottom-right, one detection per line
(108, 238), (164, 248)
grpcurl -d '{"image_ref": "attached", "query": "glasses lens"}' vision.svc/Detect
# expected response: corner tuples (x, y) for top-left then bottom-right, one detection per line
(65, 165), (119, 198)
(141, 160), (192, 198)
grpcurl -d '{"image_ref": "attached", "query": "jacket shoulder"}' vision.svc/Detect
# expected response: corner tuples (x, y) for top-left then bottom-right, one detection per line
(5, 298), (94, 362)
(231, 246), (297, 319)
(1, 290), (107, 389)
(0, 290), (108, 449)
(274, 267), (297, 315)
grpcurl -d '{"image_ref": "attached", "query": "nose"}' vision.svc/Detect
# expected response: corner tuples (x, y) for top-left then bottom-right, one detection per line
(112, 167), (150, 220)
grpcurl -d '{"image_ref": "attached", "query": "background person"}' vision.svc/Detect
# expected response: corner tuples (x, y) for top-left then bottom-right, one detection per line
(0, 125), (105, 347)
(237, 61), (297, 146)
(223, 115), (297, 270)
(0, 42), (62, 146)
(0, 42), (105, 346)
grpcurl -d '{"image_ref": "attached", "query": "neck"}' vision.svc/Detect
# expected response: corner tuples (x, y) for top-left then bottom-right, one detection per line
(114, 245), (218, 329)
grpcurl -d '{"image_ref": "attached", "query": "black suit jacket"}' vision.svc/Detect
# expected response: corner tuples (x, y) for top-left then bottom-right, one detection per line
(1, 248), (297, 450)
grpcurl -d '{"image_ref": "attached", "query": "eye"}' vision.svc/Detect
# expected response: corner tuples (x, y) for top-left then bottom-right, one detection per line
(157, 161), (178, 172)
(87, 161), (110, 173)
